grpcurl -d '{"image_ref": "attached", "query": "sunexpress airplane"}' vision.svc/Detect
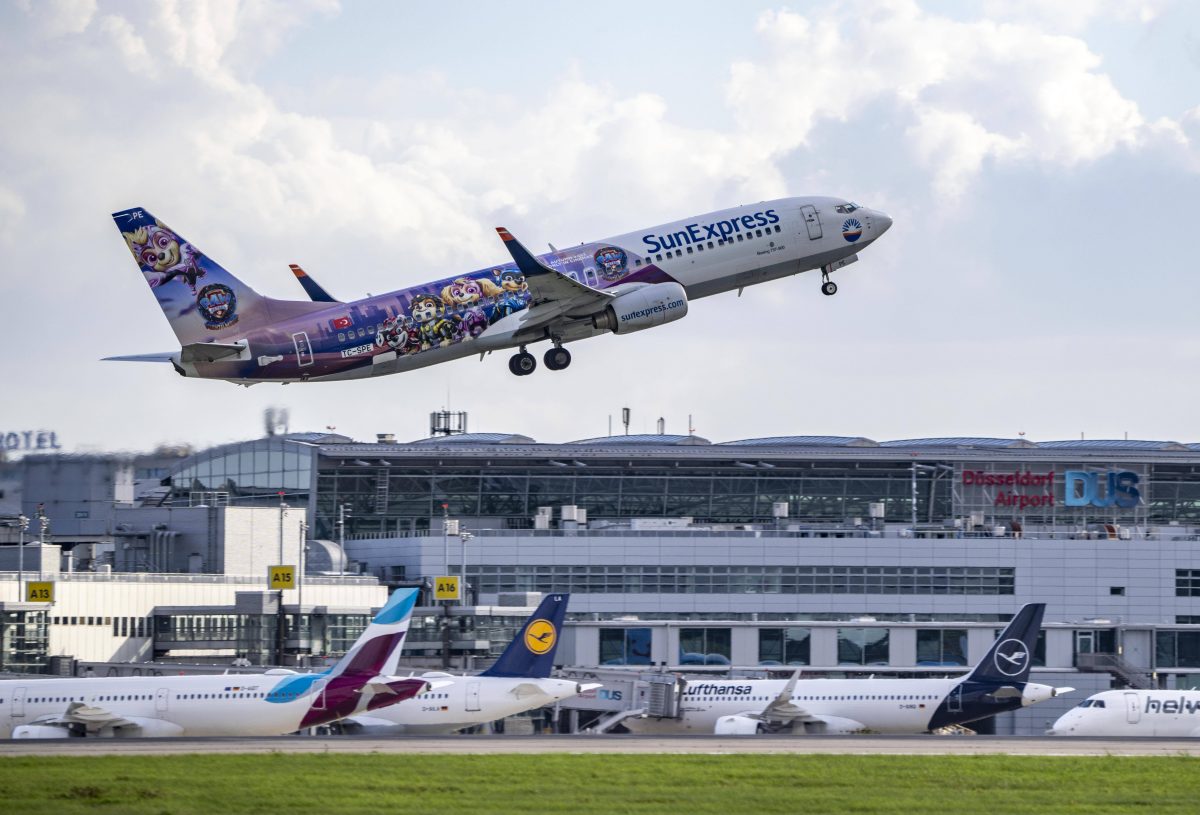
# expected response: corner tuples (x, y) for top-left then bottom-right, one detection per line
(0, 588), (436, 738)
(107, 197), (892, 381)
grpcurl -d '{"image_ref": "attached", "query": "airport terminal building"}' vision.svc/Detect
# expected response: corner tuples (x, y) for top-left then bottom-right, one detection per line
(5, 429), (1200, 733)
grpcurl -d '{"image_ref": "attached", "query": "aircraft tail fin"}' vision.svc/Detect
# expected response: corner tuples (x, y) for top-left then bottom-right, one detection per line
(328, 588), (419, 679)
(113, 208), (330, 347)
(965, 603), (1044, 685)
(480, 593), (569, 678)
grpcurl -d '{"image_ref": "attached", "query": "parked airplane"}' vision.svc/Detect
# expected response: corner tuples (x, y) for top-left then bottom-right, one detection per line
(1, 588), (437, 738)
(107, 198), (892, 382)
(1048, 690), (1200, 737)
(623, 603), (1073, 735)
(342, 592), (599, 734)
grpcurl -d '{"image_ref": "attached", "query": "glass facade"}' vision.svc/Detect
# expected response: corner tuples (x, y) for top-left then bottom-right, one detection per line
(1177, 570), (1200, 597)
(916, 628), (968, 665)
(679, 627), (731, 665)
(837, 628), (889, 665)
(758, 627), (811, 665)
(1, 610), (49, 673)
(168, 437), (317, 507)
(1156, 631), (1200, 668)
(463, 565), (1014, 596)
(600, 627), (652, 665)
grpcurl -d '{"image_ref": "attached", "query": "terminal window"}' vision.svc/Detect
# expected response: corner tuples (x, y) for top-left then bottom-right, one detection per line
(1176, 570), (1200, 597)
(837, 628), (889, 665)
(916, 628), (968, 666)
(1156, 630), (1200, 668)
(759, 627), (811, 666)
(679, 627), (731, 665)
(599, 627), (652, 666)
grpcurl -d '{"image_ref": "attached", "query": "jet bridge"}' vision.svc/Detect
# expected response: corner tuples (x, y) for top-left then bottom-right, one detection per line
(554, 670), (685, 732)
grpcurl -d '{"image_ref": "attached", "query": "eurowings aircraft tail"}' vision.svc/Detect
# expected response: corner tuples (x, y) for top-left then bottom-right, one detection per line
(112, 208), (329, 347)
(964, 602), (1044, 685)
(479, 593), (569, 678)
(328, 587), (419, 679)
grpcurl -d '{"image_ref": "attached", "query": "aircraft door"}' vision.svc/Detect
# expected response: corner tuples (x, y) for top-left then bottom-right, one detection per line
(156, 688), (170, 714)
(800, 205), (822, 240)
(947, 684), (962, 714)
(466, 681), (481, 712)
(292, 332), (314, 367)
(1124, 692), (1141, 724)
(12, 687), (26, 718)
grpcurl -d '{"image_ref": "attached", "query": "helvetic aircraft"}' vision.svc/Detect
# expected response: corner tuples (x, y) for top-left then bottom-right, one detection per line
(1049, 690), (1200, 737)
(623, 604), (1074, 735)
(107, 198), (892, 381)
(343, 593), (602, 734)
(0, 588), (441, 738)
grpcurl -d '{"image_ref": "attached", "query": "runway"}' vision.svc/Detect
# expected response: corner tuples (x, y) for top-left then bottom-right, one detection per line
(1, 735), (1197, 757)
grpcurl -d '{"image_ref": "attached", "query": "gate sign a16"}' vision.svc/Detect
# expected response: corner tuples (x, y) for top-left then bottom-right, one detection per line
(1064, 470), (1141, 509)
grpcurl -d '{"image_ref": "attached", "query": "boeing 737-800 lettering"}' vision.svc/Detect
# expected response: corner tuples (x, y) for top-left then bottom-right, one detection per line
(624, 604), (1072, 735)
(0, 588), (434, 738)
(106, 198), (891, 381)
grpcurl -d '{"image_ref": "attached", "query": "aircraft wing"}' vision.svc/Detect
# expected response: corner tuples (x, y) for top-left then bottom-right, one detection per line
(31, 701), (138, 732)
(496, 227), (612, 307)
(753, 669), (815, 725)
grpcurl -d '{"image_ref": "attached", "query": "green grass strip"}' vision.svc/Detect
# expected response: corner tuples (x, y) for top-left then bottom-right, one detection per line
(1, 753), (1197, 815)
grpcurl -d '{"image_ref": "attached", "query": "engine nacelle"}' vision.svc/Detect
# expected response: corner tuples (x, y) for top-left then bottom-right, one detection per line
(714, 714), (762, 735)
(12, 724), (73, 739)
(593, 282), (688, 335)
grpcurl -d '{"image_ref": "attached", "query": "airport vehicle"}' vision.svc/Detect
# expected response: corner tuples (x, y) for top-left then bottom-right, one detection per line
(1048, 690), (1200, 737)
(107, 197), (892, 381)
(624, 603), (1073, 735)
(1, 588), (435, 738)
(343, 593), (600, 734)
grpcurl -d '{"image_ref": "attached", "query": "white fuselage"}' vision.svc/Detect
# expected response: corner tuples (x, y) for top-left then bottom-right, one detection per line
(0, 672), (334, 738)
(1049, 690), (1200, 737)
(347, 673), (583, 735)
(624, 677), (960, 735)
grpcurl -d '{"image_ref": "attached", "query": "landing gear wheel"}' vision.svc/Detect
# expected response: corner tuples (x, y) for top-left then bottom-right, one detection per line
(509, 351), (536, 376)
(821, 280), (838, 296)
(544, 346), (572, 371)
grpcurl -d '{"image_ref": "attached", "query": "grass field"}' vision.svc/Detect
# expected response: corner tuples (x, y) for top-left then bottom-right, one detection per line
(2, 753), (1198, 815)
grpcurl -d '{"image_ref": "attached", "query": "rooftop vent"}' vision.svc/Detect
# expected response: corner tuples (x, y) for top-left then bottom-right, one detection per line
(376, 433), (396, 444)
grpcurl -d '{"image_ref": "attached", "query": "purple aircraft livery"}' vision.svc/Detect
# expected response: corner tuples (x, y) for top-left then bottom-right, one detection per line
(108, 198), (892, 382)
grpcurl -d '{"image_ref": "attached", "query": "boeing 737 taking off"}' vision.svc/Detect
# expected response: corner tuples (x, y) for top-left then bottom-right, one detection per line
(107, 198), (892, 382)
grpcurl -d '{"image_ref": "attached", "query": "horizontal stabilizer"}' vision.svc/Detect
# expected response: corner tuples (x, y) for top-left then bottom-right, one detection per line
(103, 352), (178, 363)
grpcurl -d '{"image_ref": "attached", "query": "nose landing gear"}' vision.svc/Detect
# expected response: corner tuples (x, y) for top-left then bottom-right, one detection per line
(820, 266), (838, 296)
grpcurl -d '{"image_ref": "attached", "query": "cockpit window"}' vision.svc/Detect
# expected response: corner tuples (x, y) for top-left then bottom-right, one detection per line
(834, 202), (861, 214)
(1094, 700), (1106, 708)
(1077, 699), (1106, 709)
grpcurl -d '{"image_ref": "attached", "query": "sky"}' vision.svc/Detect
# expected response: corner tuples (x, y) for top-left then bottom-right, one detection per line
(1, 0), (1199, 454)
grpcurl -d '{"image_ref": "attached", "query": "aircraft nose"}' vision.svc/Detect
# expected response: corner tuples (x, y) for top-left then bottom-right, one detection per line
(874, 210), (893, 236)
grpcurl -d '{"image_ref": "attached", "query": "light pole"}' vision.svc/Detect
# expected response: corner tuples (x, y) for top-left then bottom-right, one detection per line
(16, 514), (28, 601)
(277, 494), (288, 667)
(37, 506), (49, 581)
(298, 518), (306, 659)
(460, 530), (474, 603)
(337, 503), (350, 576)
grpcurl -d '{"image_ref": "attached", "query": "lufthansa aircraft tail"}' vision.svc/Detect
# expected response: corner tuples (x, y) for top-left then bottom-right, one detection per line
(964, 602), (1044, 685)
(479, 593), (569, 678)
(112, 208), (329, 348)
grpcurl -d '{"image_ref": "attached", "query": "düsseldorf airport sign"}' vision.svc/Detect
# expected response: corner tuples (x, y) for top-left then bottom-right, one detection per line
(961, 469), (1141, 510)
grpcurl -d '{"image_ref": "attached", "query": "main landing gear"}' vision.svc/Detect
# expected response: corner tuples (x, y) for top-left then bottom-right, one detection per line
(507, 345), (572, 376)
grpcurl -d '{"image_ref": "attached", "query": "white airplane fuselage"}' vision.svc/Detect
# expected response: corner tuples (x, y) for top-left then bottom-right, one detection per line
(1049, 690), (1200, 737)
(347, 673), (586, 735)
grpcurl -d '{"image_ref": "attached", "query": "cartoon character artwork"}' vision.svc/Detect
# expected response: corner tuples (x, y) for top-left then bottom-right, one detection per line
(490, 267), (529, 322)
(440, 276), (502, 339)
(375, 314), (420, 356)
(122, 220), (206, 292)
(593, 246), (628, 281)
(196, 283), (238, 330)
(409, 294), (460, 349)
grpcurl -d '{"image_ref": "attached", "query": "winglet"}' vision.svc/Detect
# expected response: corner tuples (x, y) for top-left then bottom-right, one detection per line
(289, 263), (339, 303)
(494, 226), (551, 279)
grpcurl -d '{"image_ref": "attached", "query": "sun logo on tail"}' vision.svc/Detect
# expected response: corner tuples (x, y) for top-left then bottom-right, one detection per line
(524, 619), (556, 655)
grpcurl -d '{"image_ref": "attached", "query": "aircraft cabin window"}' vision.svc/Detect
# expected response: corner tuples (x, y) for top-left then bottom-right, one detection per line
(774, 225), (781, 233)
(755, 229), (763, 237)
(707, 241), (714, 249)
(697, 244), (703, 252)
(655, 254), (662, 261)
(635, 259), (642, 266)
(686, 246), (693, 254)
(736, 234), (743, 241)
(338, 332), (345, 342)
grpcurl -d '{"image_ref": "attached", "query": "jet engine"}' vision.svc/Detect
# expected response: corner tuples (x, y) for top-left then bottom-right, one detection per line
(12, 724), (74, 739)
(592, 282), (688, 335)
(714, 714), (762, 735)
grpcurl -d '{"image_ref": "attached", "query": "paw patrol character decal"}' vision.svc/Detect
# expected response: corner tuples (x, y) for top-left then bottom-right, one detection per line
(123, 221), (206, 292)
(440, 276), (502, 339)
(196, 283), (238, 330)
(410, 294), (460, 349)
(593, 246), (628, 281)
(490, 268), (529, 322)
(376, 314), (420, 356)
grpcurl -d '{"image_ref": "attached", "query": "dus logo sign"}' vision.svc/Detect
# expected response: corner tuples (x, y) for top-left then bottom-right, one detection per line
(1064, 470), (1141, 509)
